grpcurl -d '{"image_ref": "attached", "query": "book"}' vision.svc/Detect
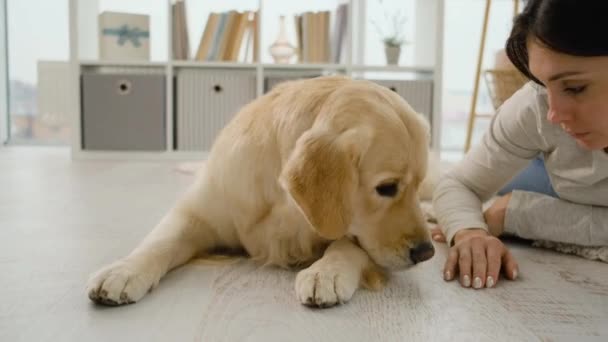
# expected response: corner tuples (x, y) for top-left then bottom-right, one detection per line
(226, 12), (251, 61)
(216, 10), (238, 61)
(194, 12), (220, 61)
(172, 1), (190, 60)
(207, 12), (228, 61)
(295, 15), (303, 62)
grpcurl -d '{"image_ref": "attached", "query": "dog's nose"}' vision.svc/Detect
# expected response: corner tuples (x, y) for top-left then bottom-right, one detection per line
(410, 242), (435, 264)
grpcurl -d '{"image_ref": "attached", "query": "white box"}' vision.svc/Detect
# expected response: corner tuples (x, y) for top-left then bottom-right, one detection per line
(99, 11), (150, 61)
(175, 69), (257, 151)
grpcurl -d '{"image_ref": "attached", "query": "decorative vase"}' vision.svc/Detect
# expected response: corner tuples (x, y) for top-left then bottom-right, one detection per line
(385, 45), (401, 65)
(269, 15), (296, 64)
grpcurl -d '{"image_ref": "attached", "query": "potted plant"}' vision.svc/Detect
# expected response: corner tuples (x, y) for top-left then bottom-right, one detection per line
(371, 2), (408, 65)
(383, 36), (405, 65)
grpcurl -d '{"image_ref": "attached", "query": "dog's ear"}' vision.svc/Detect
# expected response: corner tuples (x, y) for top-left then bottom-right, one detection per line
(280, 127), (370, 240)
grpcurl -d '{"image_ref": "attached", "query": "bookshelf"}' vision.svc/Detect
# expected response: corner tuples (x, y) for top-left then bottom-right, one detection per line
(69, 0), (444, 160)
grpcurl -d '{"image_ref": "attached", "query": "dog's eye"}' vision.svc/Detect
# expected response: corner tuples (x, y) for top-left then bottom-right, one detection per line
(375, 183), (398, 197)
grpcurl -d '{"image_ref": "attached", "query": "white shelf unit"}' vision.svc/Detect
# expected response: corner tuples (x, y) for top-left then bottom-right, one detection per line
(69, 0), (444, 160)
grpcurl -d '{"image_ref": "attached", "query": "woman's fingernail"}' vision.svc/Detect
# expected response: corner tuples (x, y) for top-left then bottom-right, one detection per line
(463, 275), (471, 287)
(512, 269), (518, 280)
(473, 277), (482, 289)
(486, 276), (495, 288)
(444, 270), (451, 280)
(433, 234), (440, 241)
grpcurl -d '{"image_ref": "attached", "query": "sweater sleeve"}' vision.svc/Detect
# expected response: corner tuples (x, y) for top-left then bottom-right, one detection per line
(433, 83), (549, 245)
(505, 190), (608, 246)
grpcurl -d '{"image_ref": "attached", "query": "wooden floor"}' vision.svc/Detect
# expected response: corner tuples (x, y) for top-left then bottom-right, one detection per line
(1, 147), (607, 342)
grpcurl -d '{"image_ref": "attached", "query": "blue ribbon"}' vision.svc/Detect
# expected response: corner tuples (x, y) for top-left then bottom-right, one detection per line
(102, 25), (149, 47)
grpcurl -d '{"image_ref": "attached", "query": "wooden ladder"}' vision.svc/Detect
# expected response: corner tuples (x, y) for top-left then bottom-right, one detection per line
(464, 0), (521, 152)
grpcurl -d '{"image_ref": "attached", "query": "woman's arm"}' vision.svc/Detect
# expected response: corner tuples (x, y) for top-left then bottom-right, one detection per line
(433, 83), (549, 289)
(434, 83), (549, 246)
(504, 191), (608, 246)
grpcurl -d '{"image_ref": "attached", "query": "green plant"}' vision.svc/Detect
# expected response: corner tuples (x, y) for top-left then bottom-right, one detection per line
(382, 36), (404, 48)
(371, 1), (408, 47)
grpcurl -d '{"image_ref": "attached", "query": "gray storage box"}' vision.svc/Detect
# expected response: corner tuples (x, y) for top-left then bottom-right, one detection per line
(370, 79), (434, 124)
(81, 73), (166, 151)
(175, 69), (257, 151)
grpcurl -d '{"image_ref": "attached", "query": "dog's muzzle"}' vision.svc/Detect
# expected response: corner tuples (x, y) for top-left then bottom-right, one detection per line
(409, 242), (435, 264)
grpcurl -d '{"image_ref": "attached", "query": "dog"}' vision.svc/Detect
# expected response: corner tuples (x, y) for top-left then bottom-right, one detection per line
(87, 75), (435, 308)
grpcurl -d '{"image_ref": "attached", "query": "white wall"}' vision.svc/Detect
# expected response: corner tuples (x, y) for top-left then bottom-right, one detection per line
(0, 0), (8, 143)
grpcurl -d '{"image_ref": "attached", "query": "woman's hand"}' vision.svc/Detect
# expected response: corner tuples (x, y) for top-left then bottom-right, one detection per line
(448, 229), (518, 288)
(430, 192), (518, 288)
(431, 227), (519, 289)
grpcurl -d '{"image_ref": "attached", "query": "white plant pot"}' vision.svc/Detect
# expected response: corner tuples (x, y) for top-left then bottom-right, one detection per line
(385, 46), (401, 65)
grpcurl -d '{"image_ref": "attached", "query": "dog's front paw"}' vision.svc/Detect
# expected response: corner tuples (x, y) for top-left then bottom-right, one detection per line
(86, 259), (157, 306)
(295, 263), (359, 308)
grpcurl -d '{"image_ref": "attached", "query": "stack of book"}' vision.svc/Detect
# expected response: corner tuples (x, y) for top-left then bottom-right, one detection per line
(295, 3), (349, 64)
(194, 11), (259, 62)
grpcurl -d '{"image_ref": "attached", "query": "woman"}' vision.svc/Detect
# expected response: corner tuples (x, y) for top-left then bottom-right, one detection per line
(432, 0), (608, 290)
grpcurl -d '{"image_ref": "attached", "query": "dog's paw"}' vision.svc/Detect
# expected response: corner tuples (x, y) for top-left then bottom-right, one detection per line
(295, 264), (359, 308)
(86, 260), (157, 306)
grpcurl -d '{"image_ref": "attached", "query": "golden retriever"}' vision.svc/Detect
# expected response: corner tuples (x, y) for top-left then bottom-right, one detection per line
(87, 75), (435, 308)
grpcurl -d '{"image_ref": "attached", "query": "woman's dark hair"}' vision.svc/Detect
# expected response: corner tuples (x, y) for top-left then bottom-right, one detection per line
(505, 0), (608, 85)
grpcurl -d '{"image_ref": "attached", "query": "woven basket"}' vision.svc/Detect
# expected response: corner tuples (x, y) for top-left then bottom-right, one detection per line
(483, 69), (528, 110)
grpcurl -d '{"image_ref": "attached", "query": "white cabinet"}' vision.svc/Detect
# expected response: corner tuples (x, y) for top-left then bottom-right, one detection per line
(69, 0), (444, 159)
(175, 69), (257, 151)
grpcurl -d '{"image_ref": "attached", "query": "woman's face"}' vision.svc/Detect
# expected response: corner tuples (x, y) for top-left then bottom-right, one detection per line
(528, 39), (608, 151)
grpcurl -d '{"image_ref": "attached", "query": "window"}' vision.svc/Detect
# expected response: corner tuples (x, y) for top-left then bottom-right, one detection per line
(6, 0), (70, 144)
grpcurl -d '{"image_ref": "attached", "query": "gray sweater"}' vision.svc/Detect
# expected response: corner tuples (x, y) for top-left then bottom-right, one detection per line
(433, 82), (608, 246)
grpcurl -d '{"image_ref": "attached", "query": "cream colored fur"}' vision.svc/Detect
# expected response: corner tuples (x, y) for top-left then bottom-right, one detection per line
(87, 76), (435, 307)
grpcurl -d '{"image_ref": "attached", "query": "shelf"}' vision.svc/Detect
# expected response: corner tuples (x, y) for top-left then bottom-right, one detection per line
(76, 61), (433, 73)
(350, 64), (434, 73)
(262, 63), (347, 70)
(172, 61), (258, 69)
(80, 60), (167, 67)
(78, 60), (434, 74)
(70, 0), (445, 158)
